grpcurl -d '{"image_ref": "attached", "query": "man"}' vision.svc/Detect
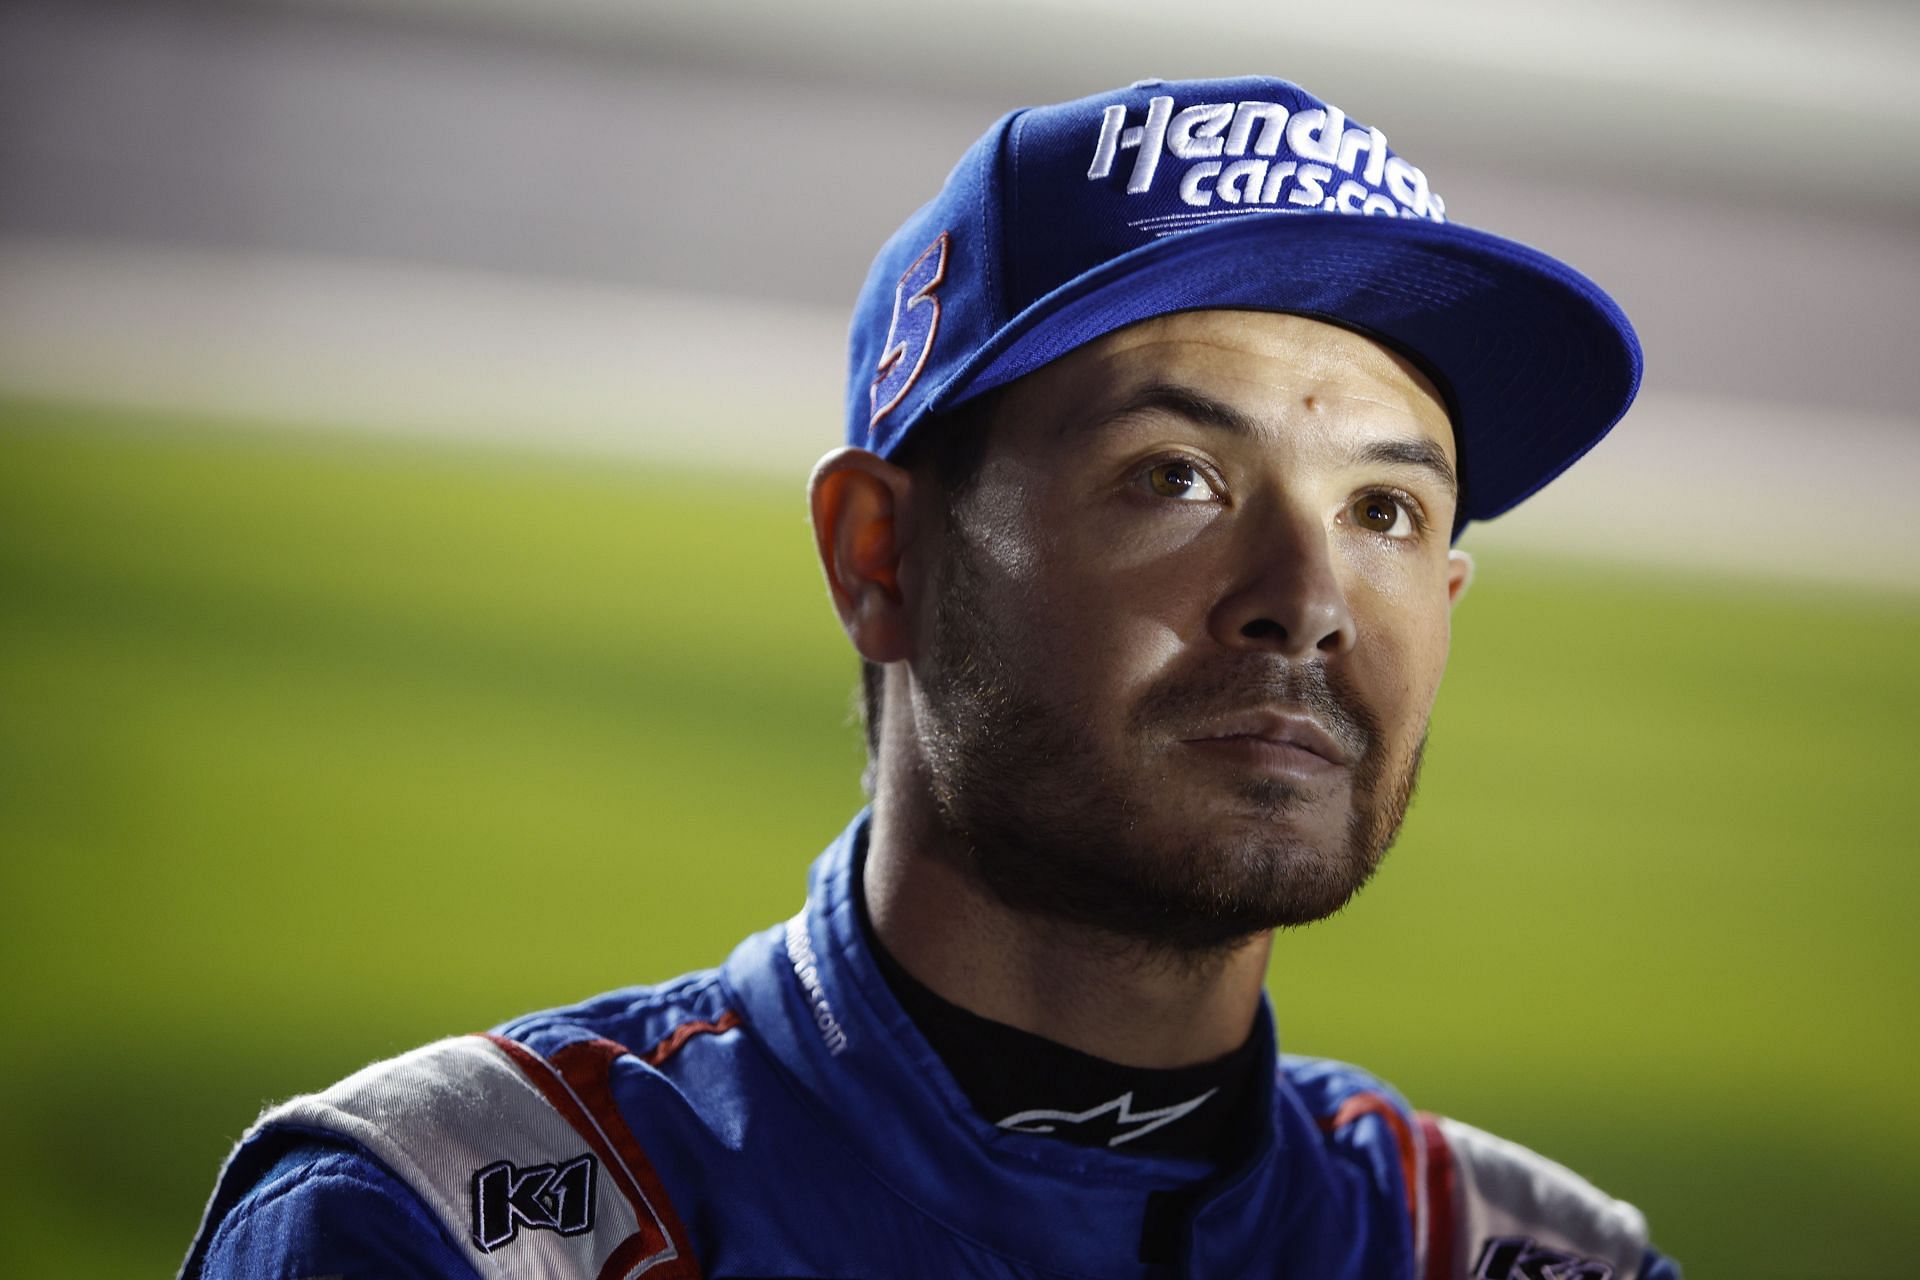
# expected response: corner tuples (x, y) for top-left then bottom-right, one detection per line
(184, 76), (1676, 1279)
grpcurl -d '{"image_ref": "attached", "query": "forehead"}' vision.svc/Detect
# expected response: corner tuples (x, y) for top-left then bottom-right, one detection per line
(991, 310), (1455, 460)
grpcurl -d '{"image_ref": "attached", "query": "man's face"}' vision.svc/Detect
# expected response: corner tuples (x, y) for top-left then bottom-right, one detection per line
(907, 310), (1467, 953)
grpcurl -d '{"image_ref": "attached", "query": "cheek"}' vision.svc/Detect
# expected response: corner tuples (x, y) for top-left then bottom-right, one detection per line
(1006, 522), (1213, 710)
(1013, 571), (1194, 713)
(1351, 578), (1453, 729)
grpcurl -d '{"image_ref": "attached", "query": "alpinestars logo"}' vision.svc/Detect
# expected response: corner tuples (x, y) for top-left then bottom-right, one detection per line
(470, 1153), (596, 1253)
(1473, 1235), (1615, 1280)
(997, 1087), (1219, 1148)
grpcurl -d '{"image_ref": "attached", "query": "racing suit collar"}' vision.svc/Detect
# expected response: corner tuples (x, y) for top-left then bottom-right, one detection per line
(721, 809), (1290, 1276)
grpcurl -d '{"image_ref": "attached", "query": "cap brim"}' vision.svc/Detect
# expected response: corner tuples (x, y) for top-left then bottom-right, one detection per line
(927, 212), (1642, 525)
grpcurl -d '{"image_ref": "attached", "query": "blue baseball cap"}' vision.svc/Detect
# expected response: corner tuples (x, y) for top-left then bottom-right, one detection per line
(846, 76), (1642, 527)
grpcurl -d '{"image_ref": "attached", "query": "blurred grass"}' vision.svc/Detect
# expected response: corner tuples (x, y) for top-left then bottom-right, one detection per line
(2, 398), (1916, 1277)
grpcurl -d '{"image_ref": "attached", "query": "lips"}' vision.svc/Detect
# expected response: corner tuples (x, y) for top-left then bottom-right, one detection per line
(1181, 709), (1354, 768)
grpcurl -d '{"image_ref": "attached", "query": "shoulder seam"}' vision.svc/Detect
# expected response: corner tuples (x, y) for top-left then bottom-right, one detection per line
(499, 972), (733, 1043)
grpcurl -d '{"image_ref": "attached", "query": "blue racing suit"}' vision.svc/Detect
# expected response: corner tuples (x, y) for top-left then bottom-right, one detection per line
(183, 812), (1679, 1279)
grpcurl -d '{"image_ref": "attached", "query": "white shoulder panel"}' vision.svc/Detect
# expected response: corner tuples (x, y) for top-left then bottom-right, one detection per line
(1438, 1116), (1649, 1280)
(251, 1035), (688, 1280)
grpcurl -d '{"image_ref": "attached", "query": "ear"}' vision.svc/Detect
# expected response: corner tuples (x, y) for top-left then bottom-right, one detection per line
(1445, 548), (1474, 608)
(809, 447), (917, 664)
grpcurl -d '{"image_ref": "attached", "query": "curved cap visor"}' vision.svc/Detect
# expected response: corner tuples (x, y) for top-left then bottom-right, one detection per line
(925, 212), (1642, 525)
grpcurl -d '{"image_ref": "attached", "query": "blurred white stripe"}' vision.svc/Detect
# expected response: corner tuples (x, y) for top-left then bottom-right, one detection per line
(1467, 392), (1920, 594)
(302, 0), (1920, 206)
(0, 238), (844, 475)
(2, 237), (1914, 593)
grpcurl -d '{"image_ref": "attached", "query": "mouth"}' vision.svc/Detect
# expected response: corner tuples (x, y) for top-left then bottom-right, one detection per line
(1179, 710), (1353, 782)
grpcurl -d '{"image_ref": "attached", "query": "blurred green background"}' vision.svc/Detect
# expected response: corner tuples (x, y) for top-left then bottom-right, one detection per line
(3, 399), (1915, 1277)
(7, 2), (1918, 1274)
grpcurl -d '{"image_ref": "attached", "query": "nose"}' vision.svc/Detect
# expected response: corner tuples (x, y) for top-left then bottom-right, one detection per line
(1209, 508), (1356, 658)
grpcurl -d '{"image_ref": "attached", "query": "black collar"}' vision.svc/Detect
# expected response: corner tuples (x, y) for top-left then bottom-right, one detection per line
(856, 877), (1265, 1165)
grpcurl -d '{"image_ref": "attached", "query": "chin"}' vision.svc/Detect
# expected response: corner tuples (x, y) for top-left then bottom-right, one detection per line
(965, 799), (1386, 955)
(1166, 824), (1381, 931)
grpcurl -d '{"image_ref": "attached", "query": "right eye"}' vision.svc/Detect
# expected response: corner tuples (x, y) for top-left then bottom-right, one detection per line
(1141, 460), (1219, 502)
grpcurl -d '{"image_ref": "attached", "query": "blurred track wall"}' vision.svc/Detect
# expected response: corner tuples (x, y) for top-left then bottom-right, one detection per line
(3, 0), (1918, 588)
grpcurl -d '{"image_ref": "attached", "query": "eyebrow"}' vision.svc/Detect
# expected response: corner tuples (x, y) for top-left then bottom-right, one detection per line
(1085, 382), (1459, 497)
(1092, 383), (1261, 440)
(1351, 438), (1459, 498)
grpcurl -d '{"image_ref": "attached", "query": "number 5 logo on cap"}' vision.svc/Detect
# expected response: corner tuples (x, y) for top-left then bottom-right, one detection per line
(870, 232), (950, 430)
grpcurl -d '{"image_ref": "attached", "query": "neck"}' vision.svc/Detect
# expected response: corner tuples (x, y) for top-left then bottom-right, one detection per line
(864, 762), (1272, 1070)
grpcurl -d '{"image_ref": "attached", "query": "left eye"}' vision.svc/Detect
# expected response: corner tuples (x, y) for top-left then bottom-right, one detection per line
(1348, 493), (1414, 537)
(1143, 461), (1219, 501)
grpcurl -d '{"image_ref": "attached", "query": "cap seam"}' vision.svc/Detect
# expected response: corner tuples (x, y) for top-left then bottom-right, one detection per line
(992, 109), (1030, 347)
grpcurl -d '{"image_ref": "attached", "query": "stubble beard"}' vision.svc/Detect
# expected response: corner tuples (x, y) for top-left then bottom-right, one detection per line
(913, 524), (1430, 958)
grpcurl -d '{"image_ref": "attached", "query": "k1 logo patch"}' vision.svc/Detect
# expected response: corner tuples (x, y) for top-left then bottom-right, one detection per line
(470, 1153), (596, 1252)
